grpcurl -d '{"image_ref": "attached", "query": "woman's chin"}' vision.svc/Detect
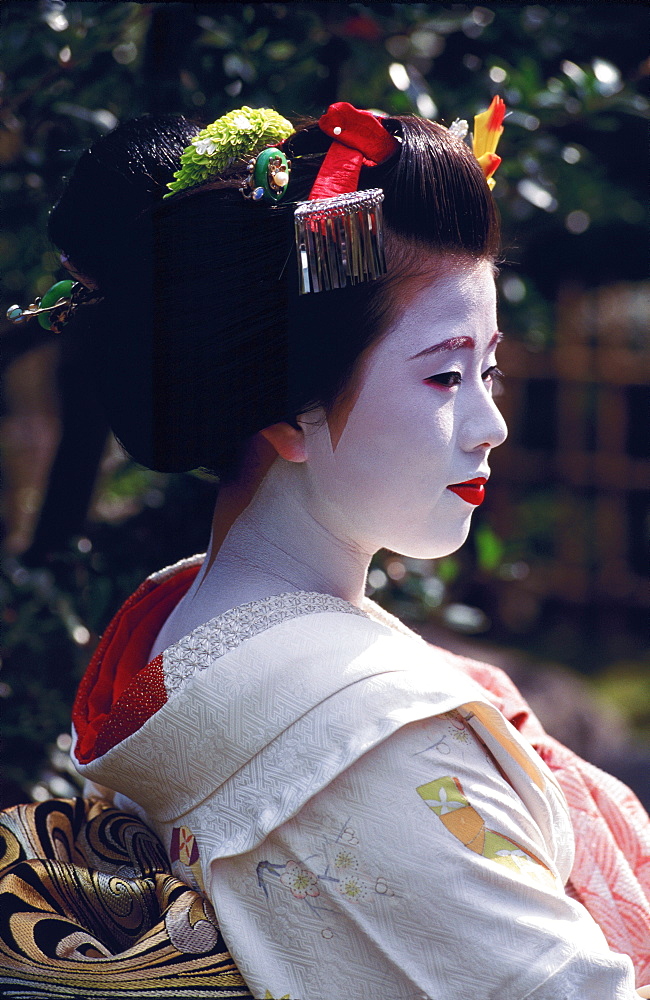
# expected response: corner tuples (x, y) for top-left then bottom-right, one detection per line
(389, 519), (473, 561)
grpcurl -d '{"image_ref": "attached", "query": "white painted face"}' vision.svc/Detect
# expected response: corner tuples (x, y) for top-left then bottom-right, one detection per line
(297, 259), (508, 559)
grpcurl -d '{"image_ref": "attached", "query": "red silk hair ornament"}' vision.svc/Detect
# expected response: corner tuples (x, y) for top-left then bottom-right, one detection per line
(308, 102), (400, 200)
(294, 102), (399, 294)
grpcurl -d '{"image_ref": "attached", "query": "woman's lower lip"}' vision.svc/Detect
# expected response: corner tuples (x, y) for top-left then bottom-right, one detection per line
(446, 478), (486, 506)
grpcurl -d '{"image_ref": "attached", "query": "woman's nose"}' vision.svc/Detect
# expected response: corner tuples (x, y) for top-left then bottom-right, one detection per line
(459, 390), (508, 452)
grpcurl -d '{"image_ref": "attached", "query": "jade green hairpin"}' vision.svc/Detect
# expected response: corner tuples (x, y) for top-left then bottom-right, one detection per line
(164, 106), (294, 197)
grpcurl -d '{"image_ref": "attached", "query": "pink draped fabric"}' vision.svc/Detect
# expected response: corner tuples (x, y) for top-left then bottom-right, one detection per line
(453, 654), (650, 981)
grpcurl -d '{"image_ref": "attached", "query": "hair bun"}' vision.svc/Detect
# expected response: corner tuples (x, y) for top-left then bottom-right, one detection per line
(49, 114), (199, 290)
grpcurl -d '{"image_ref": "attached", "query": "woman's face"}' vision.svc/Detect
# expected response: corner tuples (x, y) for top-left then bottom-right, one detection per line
(297, 258), (508, 560)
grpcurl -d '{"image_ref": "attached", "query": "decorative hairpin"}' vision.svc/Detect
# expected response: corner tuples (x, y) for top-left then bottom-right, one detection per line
(165, 106), (294, 198)
(241, 146), (291, 202)
(294, 102), (400, 294)
(295, 188), (386, 294)
(472, 96), (506, 189)
(448, 96), (506, 189)
(6, 278), (101, 334)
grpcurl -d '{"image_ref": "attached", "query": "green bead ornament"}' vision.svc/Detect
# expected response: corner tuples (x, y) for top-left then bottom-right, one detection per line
(251, 147), (291, 202)
(37, 280), (73, 330)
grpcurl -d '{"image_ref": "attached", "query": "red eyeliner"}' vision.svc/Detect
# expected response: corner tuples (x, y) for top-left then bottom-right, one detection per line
(446, 477), (487, 506)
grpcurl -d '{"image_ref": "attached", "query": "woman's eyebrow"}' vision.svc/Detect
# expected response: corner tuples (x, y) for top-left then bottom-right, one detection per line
(408, 330), (503, 361)
(408, 336), (474, 360)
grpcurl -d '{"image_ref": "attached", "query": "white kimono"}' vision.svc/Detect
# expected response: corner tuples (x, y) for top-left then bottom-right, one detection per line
(72, 560), (638, 999)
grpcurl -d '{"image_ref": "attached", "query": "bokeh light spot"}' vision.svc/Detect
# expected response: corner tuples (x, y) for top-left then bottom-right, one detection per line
(367, 568), (388, 591)
(443, 603), (490, 634)
(562, 145), (581, 164)
(45, 12), (68, 32)
(416, 93), (437, 118)
(518, 178), (558, 212)
(501, 274), (527, 303)
(388, 62), (410, 92)
(386, 559), (406, 582)
(565, 210), (590, 234)
(73, 625), (91, 645)
(489, 66), (507, 83)
(593, 58), (622, 96)
(113, 42), (138, 65)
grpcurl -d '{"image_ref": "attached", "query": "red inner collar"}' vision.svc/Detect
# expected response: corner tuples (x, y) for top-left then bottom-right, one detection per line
(72, 562), (199, 762)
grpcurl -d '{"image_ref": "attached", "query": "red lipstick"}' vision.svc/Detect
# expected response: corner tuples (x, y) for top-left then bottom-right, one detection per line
(447, 477), (487, 506)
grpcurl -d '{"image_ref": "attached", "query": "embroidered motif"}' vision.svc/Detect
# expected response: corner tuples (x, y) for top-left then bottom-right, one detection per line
(336, 873), (366, 901)
(332, 848), (357, 871)
(256, 818), (392, 927)
(416, 776), (558, 889)
(414, 712), (472, 758)
(374, 877), (394, 897)
(170, 825), (205, 892)
(163, 592), (366, 697)
(257, 859), (331, 916)
(339, 825), (359, 847)
(279, 860), (320, 899)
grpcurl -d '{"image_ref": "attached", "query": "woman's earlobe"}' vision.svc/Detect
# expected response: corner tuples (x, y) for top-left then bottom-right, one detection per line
(259, 422), (307, 463)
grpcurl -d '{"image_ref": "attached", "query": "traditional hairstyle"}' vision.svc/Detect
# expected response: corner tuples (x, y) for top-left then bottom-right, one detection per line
(48, 109), (500, 477)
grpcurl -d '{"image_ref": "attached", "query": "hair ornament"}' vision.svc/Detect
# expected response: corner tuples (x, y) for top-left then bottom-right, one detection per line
(295, 188), (386, 295)
(242, 146), (291, 202)
(164, 107), (294, 198)
(6, 278), (102, 334)
(448, 118), (469, 140)
(472, 95), (506, 189)
(294, 102), (399, 295)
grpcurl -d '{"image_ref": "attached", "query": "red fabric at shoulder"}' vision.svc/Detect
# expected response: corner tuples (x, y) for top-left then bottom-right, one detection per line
(87, 654), (167, 762)
(537, 737), (650, 981)
(453, 651), (650, 979)
(72, 562), (199, 764)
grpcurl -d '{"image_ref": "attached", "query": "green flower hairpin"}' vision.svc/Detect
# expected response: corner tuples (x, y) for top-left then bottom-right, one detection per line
(164, 106), (294, 198)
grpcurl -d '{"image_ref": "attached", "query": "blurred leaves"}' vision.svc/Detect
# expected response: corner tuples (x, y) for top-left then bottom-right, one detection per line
(474, 523), (504, 573)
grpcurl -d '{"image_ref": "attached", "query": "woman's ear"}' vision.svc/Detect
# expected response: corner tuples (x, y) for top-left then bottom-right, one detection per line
(259, 422), (307, 463)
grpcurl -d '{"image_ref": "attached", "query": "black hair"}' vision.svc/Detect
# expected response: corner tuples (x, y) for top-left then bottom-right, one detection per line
(48, 110), (499, 477)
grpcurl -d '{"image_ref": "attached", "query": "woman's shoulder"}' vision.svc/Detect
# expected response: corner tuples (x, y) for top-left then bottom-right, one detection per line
(73, 556), (487, 766)
(122, 555), (486, 680)
(159, 586), (440, 698)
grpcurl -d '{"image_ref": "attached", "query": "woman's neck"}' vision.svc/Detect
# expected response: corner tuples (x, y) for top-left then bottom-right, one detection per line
(204, 457), (372, 608)
(149, 443), (372, 657)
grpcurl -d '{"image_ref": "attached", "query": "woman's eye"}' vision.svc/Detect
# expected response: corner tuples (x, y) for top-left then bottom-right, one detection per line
(426, 371), (462, 388)
(482, 365), (504, 384)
